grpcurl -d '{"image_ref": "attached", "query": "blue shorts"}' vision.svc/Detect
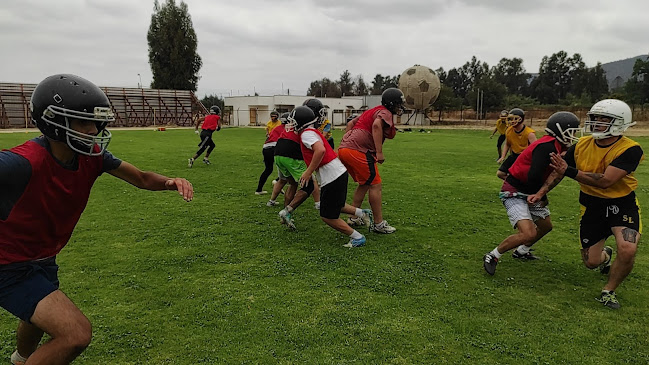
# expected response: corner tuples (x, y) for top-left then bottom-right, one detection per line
(0, 257), (59, 322)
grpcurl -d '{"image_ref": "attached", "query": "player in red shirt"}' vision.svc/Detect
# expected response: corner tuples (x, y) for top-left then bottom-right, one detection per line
(188, 105), (221, 167)
(0, 74), (193, 365)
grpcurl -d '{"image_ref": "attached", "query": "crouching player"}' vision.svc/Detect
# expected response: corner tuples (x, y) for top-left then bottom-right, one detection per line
(483, 112), (581, 275)
(288, 106), (373, 247)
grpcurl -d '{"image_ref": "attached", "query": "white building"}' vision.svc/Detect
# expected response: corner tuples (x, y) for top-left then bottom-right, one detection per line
(224, 95), (383, 127)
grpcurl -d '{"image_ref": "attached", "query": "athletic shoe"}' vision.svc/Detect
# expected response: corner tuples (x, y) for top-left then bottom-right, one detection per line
(11, 351), (27, 365)
(279, 210), (296, 230)
(483, 253), (498, 275)
(372, 220), (396, 234)
(347, 215), (364, 227)
(343, 235), (366, 248)
(203, 158), (211, 165)
(272, 179), (278, 185)
(187, 158), (194, 168)
(596, 291), (620, 309)
(512, 250), (539, 260)
(255, 191), (268, 195)
(600, 246), (613, 275)
(361, 209), (374, 230)
(266, 200), (279, 207)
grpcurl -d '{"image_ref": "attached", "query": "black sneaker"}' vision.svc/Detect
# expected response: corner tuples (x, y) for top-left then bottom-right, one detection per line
(483, 253), (498, 275)
(600, 246), (613, 275)
(596, 291), (620, 309)
(512, 250), (540, 260)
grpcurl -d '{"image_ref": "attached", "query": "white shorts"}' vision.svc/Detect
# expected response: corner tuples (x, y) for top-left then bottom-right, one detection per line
(502, 197), (550, 229)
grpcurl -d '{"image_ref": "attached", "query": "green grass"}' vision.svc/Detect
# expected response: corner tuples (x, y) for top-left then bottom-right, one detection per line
(1, 128), (649, 364)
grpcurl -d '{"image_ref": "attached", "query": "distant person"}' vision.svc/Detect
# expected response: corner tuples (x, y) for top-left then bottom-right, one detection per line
(189, 105), (221, 167)
(497, 108), (536, 179)
(1, 74), (193, 365)
(547, 99), (643, 309)
(318, 115), (334, 148)
(338, 88), (405, 234)
(483, 112), (581, 275)
(265, 110), (281, 137)
(256, 112), (288, 195)
(490, 110), (509, 160)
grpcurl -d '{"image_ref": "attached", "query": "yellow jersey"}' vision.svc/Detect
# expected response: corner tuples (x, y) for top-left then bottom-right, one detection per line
(505, 125), (535, 154)
(495, 118), (507, 135)
(266, 119), (282, 136)
(574, 136), (644, 199)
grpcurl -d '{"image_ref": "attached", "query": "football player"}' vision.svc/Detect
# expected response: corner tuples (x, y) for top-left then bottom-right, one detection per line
(497, 108), (537, 179)
(189, 105), (221, 167)
(338, 88), (404, 234)
(0, 74), (193, 364)
(490, 109), (509, 159)
(483, 112), (581, 275)
(546, 99), (643, 309)
(288, 106), (373, 247)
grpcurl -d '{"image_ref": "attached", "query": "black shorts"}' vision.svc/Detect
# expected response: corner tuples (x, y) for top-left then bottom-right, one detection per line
(579, 194), (641, 248)
(0, 257), (59, 322)
(320, 172), (348, 220)
(498, 153), (520, 173)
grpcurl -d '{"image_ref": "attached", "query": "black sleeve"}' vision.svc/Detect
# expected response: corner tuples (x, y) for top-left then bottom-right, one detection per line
(0, 151), (32, 220)
(564, 145), (576, 167)
(526, 142), (555, 190)
(610, 145), (643, 173)
(102, 150), (122, 172)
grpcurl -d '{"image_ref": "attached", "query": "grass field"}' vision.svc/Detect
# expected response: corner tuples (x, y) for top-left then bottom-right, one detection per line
(1, 127), (649, 364)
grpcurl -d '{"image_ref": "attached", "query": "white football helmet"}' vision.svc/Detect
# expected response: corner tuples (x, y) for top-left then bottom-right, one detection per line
(585, 99), (635, 139)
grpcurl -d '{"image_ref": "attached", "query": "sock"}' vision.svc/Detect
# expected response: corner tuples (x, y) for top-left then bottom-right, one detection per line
(350, 230), (363, 239)
(11, 351), (28, 363)
(490, 248), (502, 259)
(354, 208), (363, 218)
(314, 202), (321, 209)
(516, 245), (530, 254)
(286, 206), (294, 213)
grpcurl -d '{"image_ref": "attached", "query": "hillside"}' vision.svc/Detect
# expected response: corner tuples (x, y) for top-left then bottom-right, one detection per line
(601, 54), (648, 89)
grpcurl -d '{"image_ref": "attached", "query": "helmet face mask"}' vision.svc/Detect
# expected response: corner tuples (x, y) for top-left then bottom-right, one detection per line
(30, 74), (115, 156)
(302, 99), (326, 127)
(286, 106), (317, 133)
(544, 111), (582, 147)
(506, 108), (525, 127)
(584, 99), (634, 139)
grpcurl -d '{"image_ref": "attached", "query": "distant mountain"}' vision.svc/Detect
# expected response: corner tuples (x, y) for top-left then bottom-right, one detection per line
(600, 55), (648, 89)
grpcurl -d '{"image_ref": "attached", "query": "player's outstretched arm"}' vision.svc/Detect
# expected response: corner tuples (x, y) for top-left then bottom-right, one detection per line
(549, 152), (627, 189)
(108, 161), (194, 201)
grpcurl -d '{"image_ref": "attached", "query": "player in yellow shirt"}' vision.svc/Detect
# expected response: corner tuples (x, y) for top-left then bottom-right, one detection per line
(490, 110), (509, 159)
(318, 117), (334, 148)
(265, 111), (281, 137)
(497, 108), (536, 179)
(540, 99), (643, 309)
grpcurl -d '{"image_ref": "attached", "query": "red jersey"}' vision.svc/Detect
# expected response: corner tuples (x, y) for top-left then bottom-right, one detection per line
(508, 135), (564, 184)
(265, 124), (285, 144)
(299, 128), (337, 168)
(0, 141), (104, 264)
(202, 114), (220, 131)
(339, 105), (396, 156)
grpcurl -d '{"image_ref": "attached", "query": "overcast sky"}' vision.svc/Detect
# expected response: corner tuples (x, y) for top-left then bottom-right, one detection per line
(1, 0), (648, 98)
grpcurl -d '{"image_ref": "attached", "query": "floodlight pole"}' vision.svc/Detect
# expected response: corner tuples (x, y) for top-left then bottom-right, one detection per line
(138, 73), (142, 88)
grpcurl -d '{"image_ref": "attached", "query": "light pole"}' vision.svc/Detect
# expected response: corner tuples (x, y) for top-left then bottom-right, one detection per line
(137, 73), (142, 88)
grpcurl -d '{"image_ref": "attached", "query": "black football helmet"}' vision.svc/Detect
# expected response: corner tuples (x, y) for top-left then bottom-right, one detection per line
(210, 105), (221, 115)
(545, 111), (581, 146)
(30, 74), (114, 156)
(279, 112), (290, 124)
(506, 108), (525, 126)
(302, 98), (326, 126)
(381, 88), (406, 116)
(270, 110), (279, 118)
(286, 106), (317, 133)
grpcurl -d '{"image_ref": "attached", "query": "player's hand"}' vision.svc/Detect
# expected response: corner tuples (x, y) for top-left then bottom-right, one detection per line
(527, 194), (542, 205)
(497, 157), (504, 164)
(298, 172), (310, 188)
(217, 125), (221, 131)
(549, 152), (568, 175)
(376, 152), (385, 164)
(165, 178), (194, 202)
(489, 135), (494, 139)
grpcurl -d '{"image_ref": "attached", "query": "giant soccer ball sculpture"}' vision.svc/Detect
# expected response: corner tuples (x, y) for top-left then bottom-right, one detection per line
(398, 65), (441, 125)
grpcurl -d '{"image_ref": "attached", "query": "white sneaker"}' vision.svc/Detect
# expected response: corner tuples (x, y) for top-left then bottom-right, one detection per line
(187, 158), (194, 168)
(272, 179), (278, 185)
(373, 220), (396, 234)
(255, 191), (268, 195)
(203, 158), (211, 165)
(11, 351), (27, 365)
(346, 215), (364, 226)
(266, 200), (279, 206)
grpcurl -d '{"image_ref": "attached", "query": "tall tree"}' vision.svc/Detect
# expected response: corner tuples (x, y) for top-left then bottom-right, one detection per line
(492, 57), (529, 95)
(353, 75), (369, 96)
(201, 94), (224, 111)
(148, 0), (202, 91)
(307, 78), (341, 98)
(531, 51), (586, 104)
(370, 74), (386, 95)
(623, 58), (649, 105)
(338, 70), (354, 96)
